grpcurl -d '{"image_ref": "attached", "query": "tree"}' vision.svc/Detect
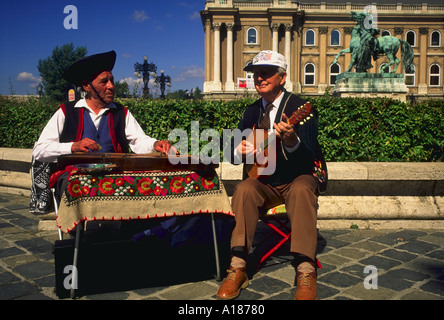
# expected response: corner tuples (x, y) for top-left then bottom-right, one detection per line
(37, 43), (87, 102)
(193, 87), (202, 99)
(165, 87), (203, 100)
(166, 89), (186, 100)
(115, 81), (130, 99)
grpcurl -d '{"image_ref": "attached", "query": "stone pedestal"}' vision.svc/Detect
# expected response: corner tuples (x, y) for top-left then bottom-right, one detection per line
(333, 72), (408, 102)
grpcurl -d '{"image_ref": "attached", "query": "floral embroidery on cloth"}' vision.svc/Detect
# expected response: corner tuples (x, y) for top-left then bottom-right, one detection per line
(312, 160), (327, 185)
(266, 204), (287, 215)
(64, 171), (220, 205)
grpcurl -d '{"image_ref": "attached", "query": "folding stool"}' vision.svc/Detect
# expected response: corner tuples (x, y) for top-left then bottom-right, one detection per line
(257, 204), (291, 269)
(257, 204), (322, 271)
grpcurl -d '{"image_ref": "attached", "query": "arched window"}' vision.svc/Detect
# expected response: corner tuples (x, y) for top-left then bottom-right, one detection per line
(404, 65), (416, 87)
(329, 63), (341, 85)
(305, 29), (315, 46)
(431, 30), (441, 47)
(406, 30), (416, 47)
(304, 63), (315, 85)
(247, 27), (258, 45)
(430, 64), (441, 86)
(381, 30), (391, 37)
(330, 30), (340, 46)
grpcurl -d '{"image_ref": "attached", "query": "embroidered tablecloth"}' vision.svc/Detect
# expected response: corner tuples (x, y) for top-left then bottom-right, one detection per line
(56, 169), (233, 233)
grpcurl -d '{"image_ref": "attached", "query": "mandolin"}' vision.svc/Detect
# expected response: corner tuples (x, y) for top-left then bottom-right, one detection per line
(246, 102), (313, 179)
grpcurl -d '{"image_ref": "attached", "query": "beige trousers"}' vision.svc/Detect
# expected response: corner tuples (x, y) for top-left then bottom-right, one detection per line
(230, 174), (318, 261)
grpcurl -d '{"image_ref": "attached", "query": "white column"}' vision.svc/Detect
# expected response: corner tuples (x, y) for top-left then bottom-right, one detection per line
(213, 23), (222, 90)
(284, 23), (292, 83)
(226, 23), (235, 91)
(271, 23), (279, 52)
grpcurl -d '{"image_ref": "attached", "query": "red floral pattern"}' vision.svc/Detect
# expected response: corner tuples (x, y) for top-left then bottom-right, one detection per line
(67, 179), (82, 198)
(137, 177), (154, 195)
(99, 177), (115, 195)
(312, 160), (327, 185)
(170, 176), (185, 194)
(65, 171), (220, 202)
(201, 177), (215, 190)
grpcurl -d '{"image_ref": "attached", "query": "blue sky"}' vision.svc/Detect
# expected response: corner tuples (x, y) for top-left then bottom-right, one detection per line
(0, 0), (206, 96)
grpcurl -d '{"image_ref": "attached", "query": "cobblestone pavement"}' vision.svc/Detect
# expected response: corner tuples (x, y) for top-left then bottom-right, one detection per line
(1, 193), (444, 301)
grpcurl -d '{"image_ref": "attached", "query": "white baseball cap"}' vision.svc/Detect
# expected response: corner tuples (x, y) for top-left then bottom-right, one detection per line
(244, 50), (288, 71)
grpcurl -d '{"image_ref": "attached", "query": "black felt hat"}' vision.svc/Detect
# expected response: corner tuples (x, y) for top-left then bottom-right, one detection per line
(63, 50), (116, 86)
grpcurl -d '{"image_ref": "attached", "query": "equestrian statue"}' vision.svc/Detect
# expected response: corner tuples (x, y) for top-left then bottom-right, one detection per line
(333, 11), (414, 74)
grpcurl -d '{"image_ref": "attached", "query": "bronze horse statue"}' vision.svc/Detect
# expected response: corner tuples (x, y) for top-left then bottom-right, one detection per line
(333, 11), (414, 73)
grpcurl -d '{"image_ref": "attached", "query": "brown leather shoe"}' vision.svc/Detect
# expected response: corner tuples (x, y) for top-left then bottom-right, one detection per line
(294, 271), (317, 300)
(216, 267), (249, 300)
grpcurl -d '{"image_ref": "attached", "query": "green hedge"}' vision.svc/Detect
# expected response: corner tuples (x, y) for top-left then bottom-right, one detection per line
(313, 97), (443, 162)
(0, 96), (442, 162)
(0, 97), (59, 150)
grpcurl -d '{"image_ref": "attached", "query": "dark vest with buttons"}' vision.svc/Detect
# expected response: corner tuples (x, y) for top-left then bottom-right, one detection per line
(59, 101), (129, 153)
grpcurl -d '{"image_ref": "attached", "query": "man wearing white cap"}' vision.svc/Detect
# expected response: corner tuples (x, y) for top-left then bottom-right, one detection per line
(218, 50), (328, 300)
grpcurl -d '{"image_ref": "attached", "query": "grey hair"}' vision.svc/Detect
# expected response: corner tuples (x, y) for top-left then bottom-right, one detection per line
(277, 67), (286, 86)
(277, 67), (286, 76)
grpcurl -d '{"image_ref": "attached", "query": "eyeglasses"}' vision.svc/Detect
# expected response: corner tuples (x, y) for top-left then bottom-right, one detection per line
(253, 68), (279, 80)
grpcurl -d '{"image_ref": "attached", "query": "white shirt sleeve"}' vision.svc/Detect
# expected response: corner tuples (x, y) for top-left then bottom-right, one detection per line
(283, 137), (301, 153)
(32, 105), (158, 163)
(32, 108), (74, 163)
(124, 110), (157, 154)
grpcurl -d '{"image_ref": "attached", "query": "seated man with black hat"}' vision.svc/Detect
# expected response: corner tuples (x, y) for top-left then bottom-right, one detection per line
(33, 50), (175, 202)
(33, 50), (173, 162)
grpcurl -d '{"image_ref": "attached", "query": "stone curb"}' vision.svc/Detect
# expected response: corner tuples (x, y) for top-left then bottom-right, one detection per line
(1, 148), (443, 222)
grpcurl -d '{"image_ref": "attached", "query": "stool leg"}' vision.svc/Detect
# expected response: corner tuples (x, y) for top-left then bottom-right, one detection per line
(257, 215), (291, 270)
(258, 234), (290, 270)
(50, 188), (63, 241)
(211, 213), (221, 281)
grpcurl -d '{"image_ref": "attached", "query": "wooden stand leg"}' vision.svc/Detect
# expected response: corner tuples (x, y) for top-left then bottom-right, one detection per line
(50, 188), (63, 241)
(211, 213), (221, 281)
(70, 221), (83, 299)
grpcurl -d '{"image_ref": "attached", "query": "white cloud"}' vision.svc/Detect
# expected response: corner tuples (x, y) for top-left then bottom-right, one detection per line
(178, 2), (196, 9)
(119, 76), (157, 89)
(121, 53), (132, 59)
(16, 72), (41, 87)
(189, 11), (200, 20)
(119, 77), (143, 87)
(173, 65), (204, 82)
(132, 10), (148, 22)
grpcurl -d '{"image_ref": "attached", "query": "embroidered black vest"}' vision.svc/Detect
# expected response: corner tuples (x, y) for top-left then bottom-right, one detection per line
(59, 101), (129, 153)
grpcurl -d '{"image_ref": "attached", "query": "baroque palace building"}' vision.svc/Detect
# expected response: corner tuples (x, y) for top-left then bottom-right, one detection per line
(200, 0), (444, 100)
